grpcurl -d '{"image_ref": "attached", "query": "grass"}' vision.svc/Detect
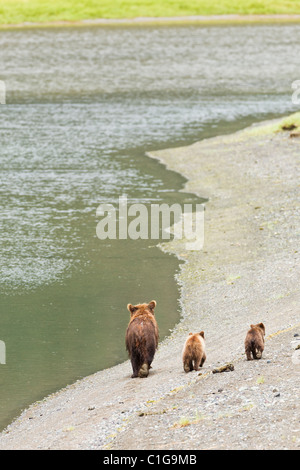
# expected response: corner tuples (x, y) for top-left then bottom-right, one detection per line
(1, 0), (300, 25)
(279, 112), (300, 131)
(240, 112), (300, 138)
(172, 411), (204, 428)
(271, 112), (300, 135)
(256, 376), (265, 385)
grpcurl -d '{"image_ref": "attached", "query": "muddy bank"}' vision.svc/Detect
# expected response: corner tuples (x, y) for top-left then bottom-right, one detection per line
(0, 117), (299, 449)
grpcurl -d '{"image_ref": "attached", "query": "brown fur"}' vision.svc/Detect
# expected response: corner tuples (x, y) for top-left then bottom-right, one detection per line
(182, 331), (206, 373)
(125, 301), (159, 378)
(245, 323), (265, 361)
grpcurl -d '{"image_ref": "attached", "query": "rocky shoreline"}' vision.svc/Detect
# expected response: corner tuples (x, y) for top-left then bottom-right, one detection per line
(0, 117), (299, 449)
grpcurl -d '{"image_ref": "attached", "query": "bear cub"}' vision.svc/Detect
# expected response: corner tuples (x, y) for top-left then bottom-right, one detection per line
(125, 300), (159, 378)
(245, 323), (265, 360)
(182, 331), (206, 373)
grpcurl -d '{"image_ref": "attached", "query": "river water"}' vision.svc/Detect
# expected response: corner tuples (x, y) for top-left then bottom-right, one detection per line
(0, 24), (299, 430)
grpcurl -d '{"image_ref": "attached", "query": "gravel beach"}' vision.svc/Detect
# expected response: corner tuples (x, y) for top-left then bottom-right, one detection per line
(0, 117), (299, 450)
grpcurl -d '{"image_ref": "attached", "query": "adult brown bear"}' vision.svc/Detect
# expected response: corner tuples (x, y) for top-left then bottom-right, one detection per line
(126, 300), (159, 378)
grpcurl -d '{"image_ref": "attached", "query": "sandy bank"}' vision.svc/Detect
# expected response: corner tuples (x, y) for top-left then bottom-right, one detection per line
(0, 117), (299, 449)
(1, 14), (300, 30)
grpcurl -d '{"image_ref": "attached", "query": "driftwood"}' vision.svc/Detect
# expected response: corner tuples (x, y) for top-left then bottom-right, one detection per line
(290, 130), (300, 138)
(212, 363), (234, 374)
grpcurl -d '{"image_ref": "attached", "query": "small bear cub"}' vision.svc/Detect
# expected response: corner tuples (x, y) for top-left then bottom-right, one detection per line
(125, 300), (159, 378)
(245, 323), (265, 360)
(182, 331), (206, 373)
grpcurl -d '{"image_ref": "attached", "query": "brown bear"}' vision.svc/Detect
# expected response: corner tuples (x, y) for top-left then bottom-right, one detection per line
(245, 323), (265, 360)
(125, 300), (159, 378)
(182, 331), (206, 373)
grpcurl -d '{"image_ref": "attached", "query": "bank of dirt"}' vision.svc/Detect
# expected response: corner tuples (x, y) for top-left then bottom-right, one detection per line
(0, 118), (299, 449)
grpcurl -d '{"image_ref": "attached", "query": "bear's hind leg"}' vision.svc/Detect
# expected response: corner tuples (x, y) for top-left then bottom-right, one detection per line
(200, 353), (206, 368)
(245, 346), (252, 361)
(138, 363), (149, 378)
(256, 346), (263, 359)
(131, 355), (142, 378)
(183, 359), (193, 373)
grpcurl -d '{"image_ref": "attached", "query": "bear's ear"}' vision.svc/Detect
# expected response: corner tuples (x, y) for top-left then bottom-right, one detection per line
(250, 324), (254, 329)
(127, 304), (137, 315)
(148, 300), (156, 311)
(189, 332), (193, 336)
(258, 322), (265, 332)
(199, 331), (205, 338)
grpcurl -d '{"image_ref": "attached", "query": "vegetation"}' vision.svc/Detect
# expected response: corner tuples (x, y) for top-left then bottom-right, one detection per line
(279, 112), (300, 131)
(172, 411), (204, 428)
(1, 0), (300, 25)
(256, 376), (265, 385)
(241, 112), (300, 138)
